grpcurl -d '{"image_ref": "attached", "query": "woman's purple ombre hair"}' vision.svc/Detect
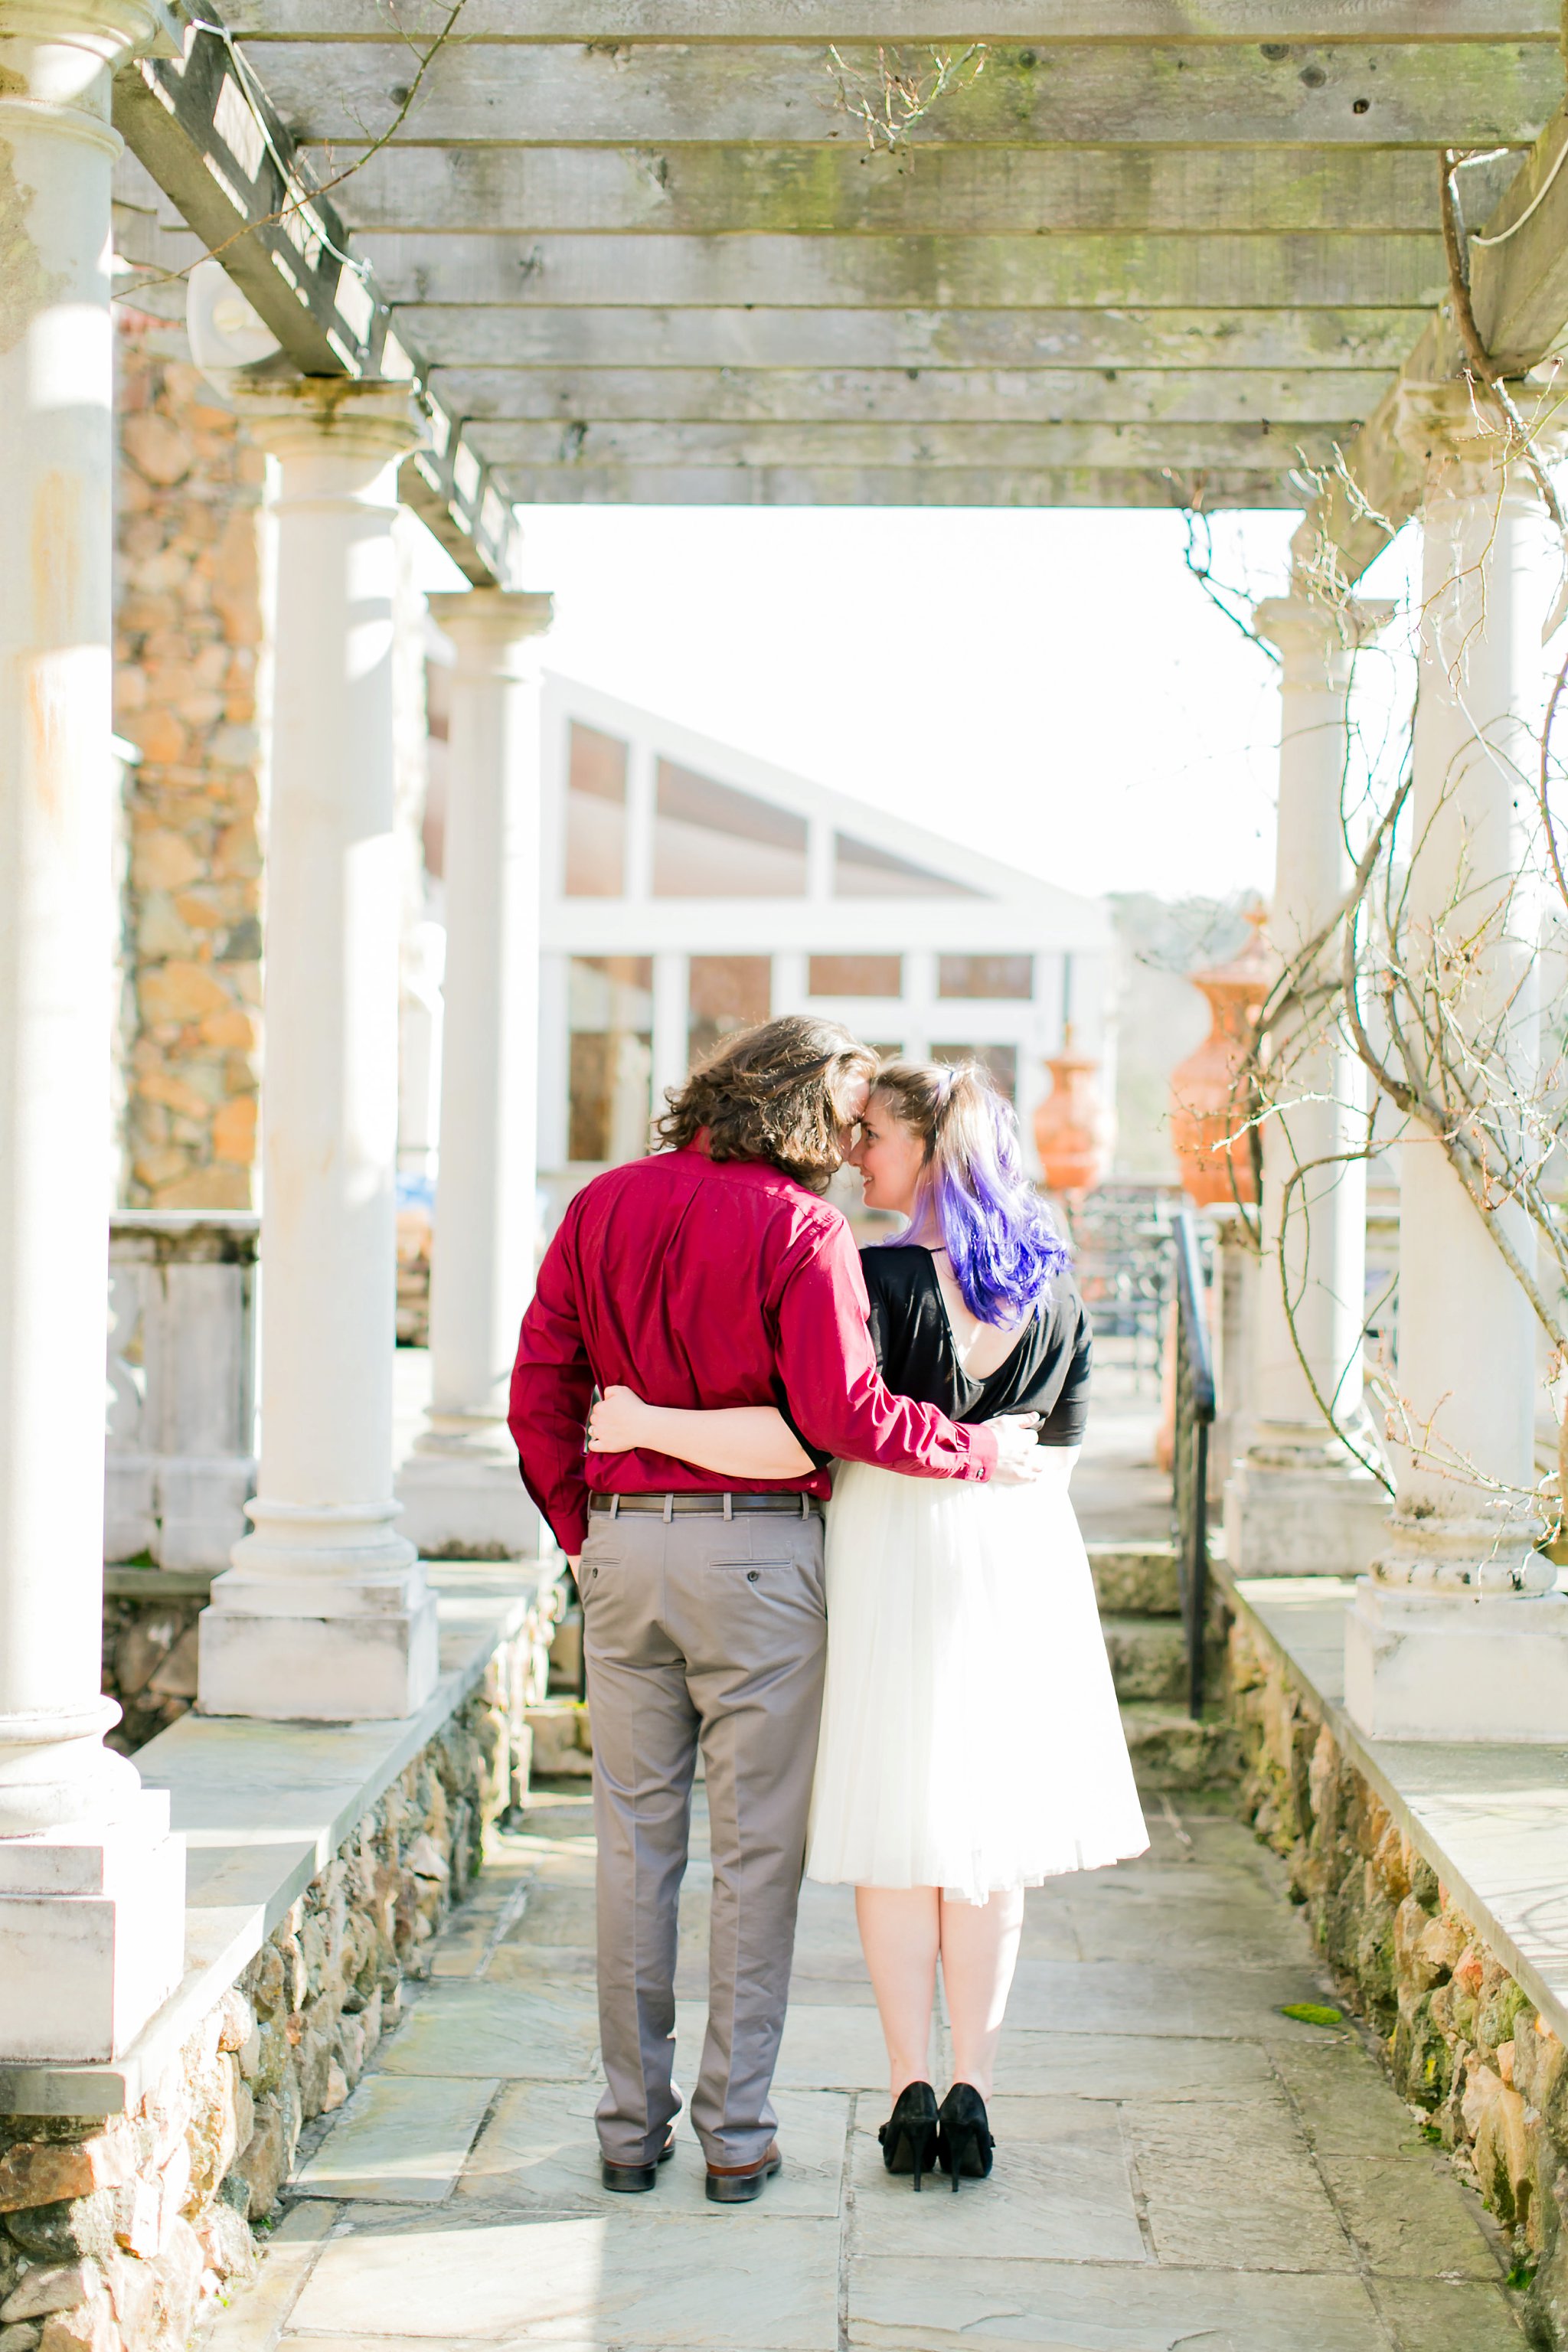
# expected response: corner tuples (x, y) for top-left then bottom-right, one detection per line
(872, 1060), (1070, 1326)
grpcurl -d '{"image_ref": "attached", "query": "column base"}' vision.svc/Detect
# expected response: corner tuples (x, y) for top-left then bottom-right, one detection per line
(1344, 1578), (1568, 1741)
(0, 1788), (186, 2064)
(1224, 1439), (1390, 1577)
(198, 1498), (440, 1721)
(396, 1429), (541, 1561)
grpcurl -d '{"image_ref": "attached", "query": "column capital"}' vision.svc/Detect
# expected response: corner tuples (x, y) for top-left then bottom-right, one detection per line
(427, 586), (555, 672)
(230, 377), (428, 473)
(0, 0), (169, 100)
(1394, 375), (1568, 488)
(1253, 593), (1395, 672)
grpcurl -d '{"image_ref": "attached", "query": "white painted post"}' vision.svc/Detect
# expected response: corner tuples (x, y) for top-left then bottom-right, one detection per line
(0, 0), (185, 2062)
(651, 950), (690, 1107)
(624, 736), (655, 900)
(397, 589), (554, 1560)
(1223, 596), (1393, 1576)
(1346, 381), (1568, 1739)
(198, 383), (439, 1722)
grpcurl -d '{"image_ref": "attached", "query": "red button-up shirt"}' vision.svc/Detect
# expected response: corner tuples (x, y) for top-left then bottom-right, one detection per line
(509, 1145), (998, 1555)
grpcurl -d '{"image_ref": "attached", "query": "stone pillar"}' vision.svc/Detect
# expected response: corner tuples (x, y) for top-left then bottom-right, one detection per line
(1345, 381), (1566, 1739)
(198, 383), (439, 1721)
(396, 589), (554, 1560)
(0, 0), (186, 2062)
(1223, 596), (1393, 1576)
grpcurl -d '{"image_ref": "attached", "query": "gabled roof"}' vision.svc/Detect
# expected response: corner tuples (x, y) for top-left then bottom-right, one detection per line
(543, 668), (1112, 949)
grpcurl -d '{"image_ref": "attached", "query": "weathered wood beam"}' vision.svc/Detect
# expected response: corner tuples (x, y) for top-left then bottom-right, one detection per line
(410, 302), (1427, 370)
(317, 142), (1517, 239)
(469, 416), (1341, 466)
(247, 41), (1561, 152)
(495, 461), (1301, 506)
(220, 2), (1558, 42)
(359, 230), (1448, 310)
(1302, 98), (1568, 581)
(111, 11), (519, 583)
(435, 363), (1387, 425)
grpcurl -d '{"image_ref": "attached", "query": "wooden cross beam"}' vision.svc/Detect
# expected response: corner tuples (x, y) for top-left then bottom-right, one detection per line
(113, 5), (520, 586)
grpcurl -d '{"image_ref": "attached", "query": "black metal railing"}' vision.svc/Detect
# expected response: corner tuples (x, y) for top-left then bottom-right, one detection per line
(1170, 1199), (1217, 1719)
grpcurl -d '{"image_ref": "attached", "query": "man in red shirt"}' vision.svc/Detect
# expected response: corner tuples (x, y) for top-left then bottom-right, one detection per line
(510, 1016), (1039, 2203)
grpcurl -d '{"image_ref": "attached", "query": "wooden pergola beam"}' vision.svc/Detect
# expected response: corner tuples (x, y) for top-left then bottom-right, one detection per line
(218, 2), (1558, 43)
(354, 230), (1449, 311)
(434, 364), (1387, 425)
(1302, 98), (1568, 583)
(247, 40), (1560, 153)
(410, 303), (1429, 371)
(111, 7), (518, 584)
(470, 416), (1343, 467)
(305, 143), (1519, 240)
(497, 461), (1297, 505)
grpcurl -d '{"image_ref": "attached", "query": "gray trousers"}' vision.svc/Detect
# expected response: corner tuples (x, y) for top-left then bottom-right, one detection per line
(580, 1501), (827, 2170)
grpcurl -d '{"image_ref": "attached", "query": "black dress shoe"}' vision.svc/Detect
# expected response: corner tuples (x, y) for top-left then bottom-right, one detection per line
(877, 2082), (939, 2191)
(600, 2132), (676, 2193)
(936, 2084), (995, 2191)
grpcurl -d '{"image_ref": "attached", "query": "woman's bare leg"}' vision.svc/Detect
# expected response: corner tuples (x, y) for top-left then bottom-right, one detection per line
(855, 1886), (942, 2100)
(938, 1888), (1025, 2099)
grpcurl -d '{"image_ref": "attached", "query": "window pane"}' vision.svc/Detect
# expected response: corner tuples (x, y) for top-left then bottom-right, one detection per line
(568, 954), (653, 1162)
(938, 954), (1034, 1001)
(654, 761), (807, 897)
(833, 832), (982, 900)
(931, 1043), (1018, 1103)
(688, 954), (771, 1068)
(565, 724), (628, 898)
(808, 953), (903, 997)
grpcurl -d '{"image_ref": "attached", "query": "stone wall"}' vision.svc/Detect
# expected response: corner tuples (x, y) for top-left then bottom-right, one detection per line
(113, 310), (266, 1213)
(0, 1668), (528, 2352)
(102, 1581), (208, 1759)
(1228, 1608), (1568, 2346)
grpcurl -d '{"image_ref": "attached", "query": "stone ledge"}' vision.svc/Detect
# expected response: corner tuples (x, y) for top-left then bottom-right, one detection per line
(0, 1563), (556, 2119)
(1217, 1563), (1568, 2049)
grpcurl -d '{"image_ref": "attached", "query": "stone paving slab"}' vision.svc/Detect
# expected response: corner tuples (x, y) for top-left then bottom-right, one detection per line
(1125, 2096), (1357, 2273)
(217, 1784), (1524, 2352)
(290, 2213), (841, 2348)
(848, 2096), (1144, 2264)
(1001, 1958), (1337, 2040)
(377, 1980), (600, 2081)
(848, 2256), (1396, 2350)
(293, 2074), (499, 2203)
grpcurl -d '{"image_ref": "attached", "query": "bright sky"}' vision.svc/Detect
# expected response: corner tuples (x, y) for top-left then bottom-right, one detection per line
(415, 502), (1425, 903)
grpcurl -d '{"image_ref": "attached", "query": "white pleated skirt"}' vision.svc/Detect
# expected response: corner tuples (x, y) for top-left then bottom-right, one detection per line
(805, 1449), (1149, 1905)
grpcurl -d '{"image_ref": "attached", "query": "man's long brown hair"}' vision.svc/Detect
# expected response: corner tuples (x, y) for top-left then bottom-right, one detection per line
(655, 1015), (877, 1194)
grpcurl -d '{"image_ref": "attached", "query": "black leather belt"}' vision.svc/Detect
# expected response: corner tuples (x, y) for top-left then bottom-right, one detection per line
(590, 1492), (821, 1520)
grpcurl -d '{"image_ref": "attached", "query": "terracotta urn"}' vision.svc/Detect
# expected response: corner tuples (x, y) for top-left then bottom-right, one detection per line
(1033, 1028), (1110, 1196)
(1168, 907), (1274, 1206)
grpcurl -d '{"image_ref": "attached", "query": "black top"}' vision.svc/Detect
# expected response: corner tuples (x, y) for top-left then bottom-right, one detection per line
(860, 1244), (1092, 1446)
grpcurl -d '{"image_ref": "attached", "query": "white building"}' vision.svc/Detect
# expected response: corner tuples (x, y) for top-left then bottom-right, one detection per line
(534, 675), (1116, 1199)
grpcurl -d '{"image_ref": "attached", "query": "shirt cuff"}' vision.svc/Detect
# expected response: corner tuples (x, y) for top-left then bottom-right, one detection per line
(553, 1506), (590, 1557)
(969, 1425), (999, 1478)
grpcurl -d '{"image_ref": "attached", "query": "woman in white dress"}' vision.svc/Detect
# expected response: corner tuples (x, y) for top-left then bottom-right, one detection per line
(587, 1060), (1148, 2189)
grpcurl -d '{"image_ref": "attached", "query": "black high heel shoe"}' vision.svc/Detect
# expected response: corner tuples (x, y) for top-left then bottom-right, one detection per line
(878, 2082), (940, 2190)
(936, 2083), (995, 2190)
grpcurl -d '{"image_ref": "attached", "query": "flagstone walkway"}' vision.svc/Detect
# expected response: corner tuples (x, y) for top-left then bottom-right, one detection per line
(212, 1785), (1527, 2352)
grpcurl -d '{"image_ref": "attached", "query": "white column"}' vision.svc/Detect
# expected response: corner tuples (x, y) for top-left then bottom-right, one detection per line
(396, 590), (553, 1560)
(1224, 595), (1393, 1576)
(0, 0), (185, 2063)
(1346, 381), (1566, 1739)
(198, 383), (439, 1722)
